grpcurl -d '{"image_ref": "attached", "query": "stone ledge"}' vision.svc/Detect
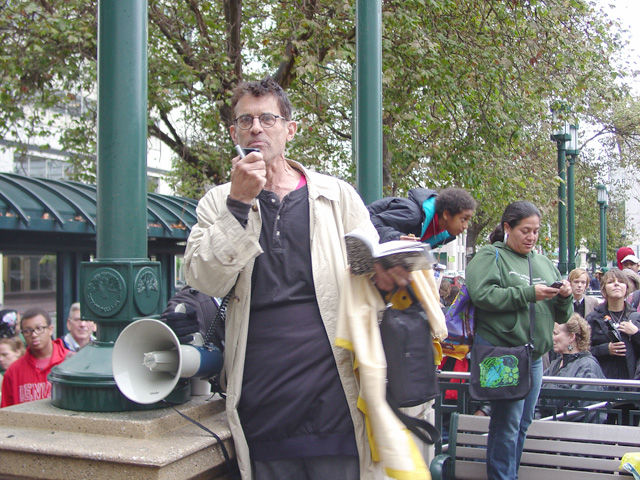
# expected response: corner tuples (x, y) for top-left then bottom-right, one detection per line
(0, 395), (225, 439)
(0, 396), (236, 480)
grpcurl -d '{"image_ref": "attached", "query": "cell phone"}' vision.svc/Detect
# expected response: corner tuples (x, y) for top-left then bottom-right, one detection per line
(549, 281), (563, 289)
(234, 145), (260, 158)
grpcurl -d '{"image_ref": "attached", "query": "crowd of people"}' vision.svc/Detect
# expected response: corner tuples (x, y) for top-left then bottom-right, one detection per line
(0, 304), (95, 407)
(1, 75), (639, 480)
(432, 210), (640, 479)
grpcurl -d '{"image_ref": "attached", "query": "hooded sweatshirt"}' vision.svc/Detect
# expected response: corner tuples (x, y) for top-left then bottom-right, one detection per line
(466, 242), (573, 359)
(1, 338), (71, 407)
(367, 188), (455, 247)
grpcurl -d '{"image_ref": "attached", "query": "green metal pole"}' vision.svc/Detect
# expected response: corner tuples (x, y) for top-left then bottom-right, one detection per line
(567, 155), (576, 272)
(49, 0), (179, 412)
(600, 204), (607, 269)
(355, 0), (382, 203)
(556, 140), (567, 275)
(96, 2), (148, 261)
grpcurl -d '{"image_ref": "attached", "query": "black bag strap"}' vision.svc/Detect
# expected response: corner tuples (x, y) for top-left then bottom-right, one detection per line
(527, 256), (535, 348)
(404, 282), (421, 305)
(386, 394), (441, 445)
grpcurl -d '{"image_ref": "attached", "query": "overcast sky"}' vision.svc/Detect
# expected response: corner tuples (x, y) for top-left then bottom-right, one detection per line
(602, 0), (640, 89)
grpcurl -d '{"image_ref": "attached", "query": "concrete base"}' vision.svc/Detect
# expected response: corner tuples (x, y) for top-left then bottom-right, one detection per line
(0, 396), (237, 480)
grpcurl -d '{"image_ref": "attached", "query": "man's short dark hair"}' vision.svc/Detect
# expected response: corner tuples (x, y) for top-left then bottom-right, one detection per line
(231, 77), (293, 121)
(21, 308), (52, 328)
(435, 188), (477, 216)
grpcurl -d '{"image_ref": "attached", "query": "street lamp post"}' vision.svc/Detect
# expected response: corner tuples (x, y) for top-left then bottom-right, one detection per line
(589, 252), (597, 275)
(566, 124), (579, 272)
(596, 184), (608, 269)
(551, 108), (571, 275)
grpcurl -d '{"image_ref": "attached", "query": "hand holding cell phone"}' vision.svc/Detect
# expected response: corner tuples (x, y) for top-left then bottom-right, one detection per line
(230, 145), (265, 203)
(548, 281), (563, 289)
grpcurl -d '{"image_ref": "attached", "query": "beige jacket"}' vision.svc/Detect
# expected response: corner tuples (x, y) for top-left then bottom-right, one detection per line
(184, 161), (379, 480)
(583, 295), (600, 318)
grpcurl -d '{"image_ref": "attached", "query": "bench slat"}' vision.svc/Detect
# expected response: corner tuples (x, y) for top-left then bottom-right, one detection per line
(455, 414), (490, 431)
(454, 446), (487, 461)
(520, 451), (621, 472)
(523, 437), (633, 458)
(518, 465), (622, 480)
(526, 420), (639, 445)
(454, 461), (489, 480)
(455, 432), (488, 447)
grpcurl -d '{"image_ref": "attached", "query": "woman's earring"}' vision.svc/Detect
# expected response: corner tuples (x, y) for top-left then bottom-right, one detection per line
(504, 232), (509, 243)
(568, 344), (574, 352)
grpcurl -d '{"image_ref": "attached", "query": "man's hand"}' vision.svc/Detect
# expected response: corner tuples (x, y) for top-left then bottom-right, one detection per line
(163, 306), (199, 344)
(372, 263), (412, 292)
(555, 279), (572, 298)
(229, 151), (267, 204)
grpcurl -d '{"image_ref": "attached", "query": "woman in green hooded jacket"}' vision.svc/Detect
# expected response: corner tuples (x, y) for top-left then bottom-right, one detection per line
(466, 201), (573, 480)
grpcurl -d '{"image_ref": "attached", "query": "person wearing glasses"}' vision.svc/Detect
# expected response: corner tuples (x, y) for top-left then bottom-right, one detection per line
(184, 77), (408, 480)
(1, 308), (72, 407)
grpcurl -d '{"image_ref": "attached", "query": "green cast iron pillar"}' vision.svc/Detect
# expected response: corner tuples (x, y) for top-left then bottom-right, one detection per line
(597, 184), (608, 270)
(552, 134), (569, 275)
(565, 124), (579, 273)
(566, 154), (576, 272)
(49, 0), (188, 411)
(355, 0), (382, 203)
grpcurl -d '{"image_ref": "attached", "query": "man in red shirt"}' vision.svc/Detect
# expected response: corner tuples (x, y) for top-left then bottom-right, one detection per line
(1, 308), (72, 407)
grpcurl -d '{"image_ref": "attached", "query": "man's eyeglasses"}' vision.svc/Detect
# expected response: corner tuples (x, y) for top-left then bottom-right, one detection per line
(233, 113), (287, 130)
(22, 325), (49, 336)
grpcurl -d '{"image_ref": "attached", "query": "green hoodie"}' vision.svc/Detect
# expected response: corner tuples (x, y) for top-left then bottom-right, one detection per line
(466, 242), (573, 359)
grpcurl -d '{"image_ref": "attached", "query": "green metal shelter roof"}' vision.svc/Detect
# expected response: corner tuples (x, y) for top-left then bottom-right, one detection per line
(0, 173), (198, 255)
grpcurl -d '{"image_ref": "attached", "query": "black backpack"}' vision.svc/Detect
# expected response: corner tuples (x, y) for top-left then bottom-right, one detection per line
(379, 284), (441, 445)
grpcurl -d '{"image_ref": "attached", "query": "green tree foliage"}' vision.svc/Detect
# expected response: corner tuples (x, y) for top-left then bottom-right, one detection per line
(1, 0), (638, 252)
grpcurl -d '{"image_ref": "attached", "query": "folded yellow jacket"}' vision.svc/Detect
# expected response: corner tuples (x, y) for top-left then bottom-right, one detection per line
(336, 269), (447, 480)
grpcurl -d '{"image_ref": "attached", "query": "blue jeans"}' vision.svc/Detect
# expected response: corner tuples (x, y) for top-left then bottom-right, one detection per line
(475, 334), (543, 480)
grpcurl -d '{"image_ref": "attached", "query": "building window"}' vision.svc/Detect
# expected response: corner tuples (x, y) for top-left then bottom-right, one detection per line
(14, 153), (70, 180)
(3, 255), (56, 293)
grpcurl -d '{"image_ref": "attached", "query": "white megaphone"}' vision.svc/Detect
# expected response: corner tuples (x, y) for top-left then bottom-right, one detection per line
(112, 313), (223, 404)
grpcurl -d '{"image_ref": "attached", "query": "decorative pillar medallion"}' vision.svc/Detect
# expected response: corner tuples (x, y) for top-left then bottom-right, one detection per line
(134, 267), (160, 316)
(85, 268), (127, 317)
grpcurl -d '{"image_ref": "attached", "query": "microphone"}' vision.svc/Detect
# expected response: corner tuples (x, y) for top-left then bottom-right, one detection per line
(604, 316), (622, 343)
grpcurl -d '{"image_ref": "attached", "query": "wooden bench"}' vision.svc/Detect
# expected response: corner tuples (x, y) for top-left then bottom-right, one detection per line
(430, 413), (639, 479)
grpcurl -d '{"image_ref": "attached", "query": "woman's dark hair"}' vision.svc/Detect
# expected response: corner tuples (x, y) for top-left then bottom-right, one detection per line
(435, 188), (477, 216)
(231, 77), (293, 121)
(489, 201), (541, 244)
(600, 268), (629, 301)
